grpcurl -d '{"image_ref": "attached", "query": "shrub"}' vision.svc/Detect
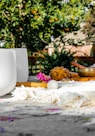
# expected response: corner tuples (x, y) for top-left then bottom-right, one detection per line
(39, 37), (75, 75)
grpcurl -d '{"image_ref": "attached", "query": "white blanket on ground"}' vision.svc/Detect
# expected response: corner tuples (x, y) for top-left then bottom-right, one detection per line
(1, 80), (95, 116)
(10, 80), (95, 108)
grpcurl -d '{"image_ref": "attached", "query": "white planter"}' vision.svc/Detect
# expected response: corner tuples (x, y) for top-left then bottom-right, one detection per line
(12, 48), (29, 82)
(0, 49), (16, 96)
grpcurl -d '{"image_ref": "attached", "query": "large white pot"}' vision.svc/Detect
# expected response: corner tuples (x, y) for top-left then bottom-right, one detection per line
(12, 48), (29, 82)
(0, 49), (16, 96)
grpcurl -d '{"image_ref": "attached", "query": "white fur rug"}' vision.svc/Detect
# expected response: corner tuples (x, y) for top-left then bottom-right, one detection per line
(1, 80), (95, 115)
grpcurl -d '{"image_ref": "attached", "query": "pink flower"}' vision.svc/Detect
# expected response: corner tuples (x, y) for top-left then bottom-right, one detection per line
(37, 72), (51, 82)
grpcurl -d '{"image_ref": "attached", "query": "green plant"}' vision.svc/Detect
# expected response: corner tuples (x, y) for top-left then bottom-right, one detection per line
(39, 38), (75, 75)
(0, 0), (92, 51)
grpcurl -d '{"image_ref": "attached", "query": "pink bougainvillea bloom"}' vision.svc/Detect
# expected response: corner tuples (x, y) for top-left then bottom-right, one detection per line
(44, 75), (51, 82)
(37, 72), (51, 82)
(37, 72), (44, 80)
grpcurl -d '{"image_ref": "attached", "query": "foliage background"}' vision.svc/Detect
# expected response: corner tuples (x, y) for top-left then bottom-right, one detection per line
(83, 2), (95, 43)
(0, 0), (92, 52)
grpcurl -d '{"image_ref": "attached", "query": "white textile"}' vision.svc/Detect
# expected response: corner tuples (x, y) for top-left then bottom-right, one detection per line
(11, 80), (95, 108)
